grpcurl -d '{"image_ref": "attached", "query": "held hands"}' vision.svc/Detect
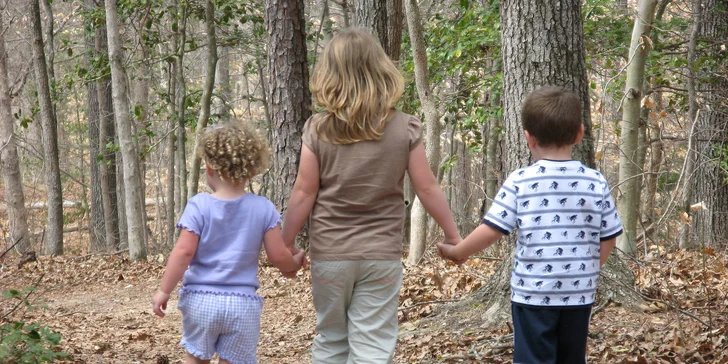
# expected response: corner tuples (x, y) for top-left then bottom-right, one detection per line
(281, 247), (307, 278)
(152, 290), (171, 318)
(437, 235), (468, 265)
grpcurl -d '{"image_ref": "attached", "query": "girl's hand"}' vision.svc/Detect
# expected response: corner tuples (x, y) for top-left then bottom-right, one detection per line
(152, 290), (171, 317)
(281, 250), (307, 278)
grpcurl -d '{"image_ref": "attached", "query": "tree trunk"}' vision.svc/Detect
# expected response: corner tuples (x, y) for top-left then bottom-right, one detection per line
(679, 0), (700, 249)
(188, 0), (218, 199)
(0, 12), (30, 253)
(166, 61), (177, 247)
(616, 0), (658, 255)
(29, 0), (63, 255)
(265, 0), (312, 212)
(176, 1), (189, 214)
(387, 0), (403, 63)
(405, 0), (440, 266)
(642, 109), (663, 225)
(691, 0), (728, 248)
(95, 6), (120, 251)
(485, 94), (500, 211)
(104, 0), (147, 261)
(213, 46), (231, 120)
(83, 4), (106, 252)
(352, 0), (388, 53)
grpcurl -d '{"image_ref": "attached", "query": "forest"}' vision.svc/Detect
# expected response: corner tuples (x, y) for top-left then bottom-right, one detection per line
(0, 0), (727, 362)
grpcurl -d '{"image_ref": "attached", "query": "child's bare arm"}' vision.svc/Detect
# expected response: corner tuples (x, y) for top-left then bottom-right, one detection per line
(599, 238), (616, 267)
(437, 224), (505, 262)
(281, 145), (320, 251)
(264, 225), (303, 273)
(408, 143), (460, 243)
(153, 230), (200, 317)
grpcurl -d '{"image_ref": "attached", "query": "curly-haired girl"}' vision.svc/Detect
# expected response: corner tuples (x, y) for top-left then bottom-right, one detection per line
(152, 121), (304, 364)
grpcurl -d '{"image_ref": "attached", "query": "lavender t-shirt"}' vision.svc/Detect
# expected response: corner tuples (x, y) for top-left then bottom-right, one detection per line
(177, 192), (281, 296)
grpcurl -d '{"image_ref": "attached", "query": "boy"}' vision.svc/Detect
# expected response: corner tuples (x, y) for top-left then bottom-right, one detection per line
(438, 87), (622, 364)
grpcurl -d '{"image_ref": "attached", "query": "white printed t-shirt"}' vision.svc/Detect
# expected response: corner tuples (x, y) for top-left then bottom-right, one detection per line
(484, 159), (623, 307)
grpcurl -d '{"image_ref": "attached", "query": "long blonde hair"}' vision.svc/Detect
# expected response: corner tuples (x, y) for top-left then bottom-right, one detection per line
(310, 28), (405, 144)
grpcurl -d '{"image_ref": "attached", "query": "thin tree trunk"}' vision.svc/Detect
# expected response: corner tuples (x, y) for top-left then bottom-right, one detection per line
(166, 61), (176, 247)
(616, 0), (658, 255)
(679, 0), (700, 249)
(83, 3), (106, 251)
(176, 1), (188, 214)
(104, 0), (147, 261)
(485, 95), (500, 210)
(265, 0), (312, 212)
(95, 6), (120, 251)
(188, 0), (218, 199)
(642, 108), (663, 224)
(387, 0), (403, 63)
(405, 0), (440, 266)
(213, 46), (231, 120)
(0, 12), (30, 253)
(29, 0), (63, 255)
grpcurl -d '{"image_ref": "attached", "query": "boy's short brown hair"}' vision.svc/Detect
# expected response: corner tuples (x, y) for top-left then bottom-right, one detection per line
(521, 87), (583, 147)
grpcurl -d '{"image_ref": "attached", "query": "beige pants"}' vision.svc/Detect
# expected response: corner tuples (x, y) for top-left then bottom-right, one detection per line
(310, 260), (403, 364)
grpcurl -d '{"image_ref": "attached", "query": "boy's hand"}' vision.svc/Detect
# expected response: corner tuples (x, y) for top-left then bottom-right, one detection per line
(437, 242), (467, 265)
(152, 290), (170, 318)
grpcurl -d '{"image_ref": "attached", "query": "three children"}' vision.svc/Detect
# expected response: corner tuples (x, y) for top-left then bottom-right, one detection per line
(153, 30), (621, 364)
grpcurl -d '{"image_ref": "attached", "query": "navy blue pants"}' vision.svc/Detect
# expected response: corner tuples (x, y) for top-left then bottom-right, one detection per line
(512, 303), (592, 364)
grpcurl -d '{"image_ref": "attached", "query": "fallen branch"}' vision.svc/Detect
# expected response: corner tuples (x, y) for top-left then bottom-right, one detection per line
(399, 299), (461, 311)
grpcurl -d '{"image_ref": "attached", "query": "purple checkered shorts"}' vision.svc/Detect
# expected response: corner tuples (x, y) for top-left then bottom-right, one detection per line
(177, 290), (264, 363)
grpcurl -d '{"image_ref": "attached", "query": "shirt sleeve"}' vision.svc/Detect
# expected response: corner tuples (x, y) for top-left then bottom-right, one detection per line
(408, 115), (424, 151)
(264, 200), (282, 233)
(483, 172), (519, 235)
(302, 116), (318, 154)
(599, 178), (623, 241)
(177, 196), (205, 236)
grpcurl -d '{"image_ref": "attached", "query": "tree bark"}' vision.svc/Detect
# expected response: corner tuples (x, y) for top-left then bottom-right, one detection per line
(95, 5), (121, 251)
(188, 0), (218, 199)
(265, 0), (312, 212)
(29, 0), (63, 255)
(405, 0), (440, 266)
(691, 0), (728, 247)
(166, 61), (177, 247)
(175, 0), (189, 215)
(0, 12), (30, 253)
(616, 0), (658, 255)
(104, 0), (147, 260)
(213, 46), (232, 120)
(83, 3), (106, 252)
(679, 0), (700, 249)
(352, 0), (388, 53)
(387, 0), (403, 62)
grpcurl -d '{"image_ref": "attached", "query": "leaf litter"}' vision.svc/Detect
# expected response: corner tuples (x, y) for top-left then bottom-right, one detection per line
(1, 245), (727, 363)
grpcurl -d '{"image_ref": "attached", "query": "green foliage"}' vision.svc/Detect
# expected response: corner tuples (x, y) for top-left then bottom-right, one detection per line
(400, 0), (502, 152)
(0, 289), (69, 363)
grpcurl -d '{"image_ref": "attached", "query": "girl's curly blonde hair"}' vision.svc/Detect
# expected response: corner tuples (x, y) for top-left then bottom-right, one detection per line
(198, 121), (270, 185)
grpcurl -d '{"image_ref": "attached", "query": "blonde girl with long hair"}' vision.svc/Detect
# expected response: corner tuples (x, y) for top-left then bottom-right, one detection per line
(282, 28), (461, 363)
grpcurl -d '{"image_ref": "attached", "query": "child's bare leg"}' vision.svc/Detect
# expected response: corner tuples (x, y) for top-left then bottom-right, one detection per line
(185, 352), (210, 364)
(218, 359), (231, 364)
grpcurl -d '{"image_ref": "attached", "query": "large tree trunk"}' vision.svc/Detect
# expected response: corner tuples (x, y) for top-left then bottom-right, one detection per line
(691, 0), (728, 248)
(83, 3), (106, 252)
(616, 0), (658, 255)
(433, 0), (639, 329)
(352, 0), (388, 52)
(188, 0), (218, 199)
(679, 0), (700, 249)
(104, 0), (147, 261)
(29, 0), (63, 255)
(265, 0), (312, 212)
(0, 12), (30, 253)
(405, 0), (441, 266)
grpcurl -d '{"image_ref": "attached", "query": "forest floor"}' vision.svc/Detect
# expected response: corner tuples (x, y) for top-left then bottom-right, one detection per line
(2, 244), (728, 363)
